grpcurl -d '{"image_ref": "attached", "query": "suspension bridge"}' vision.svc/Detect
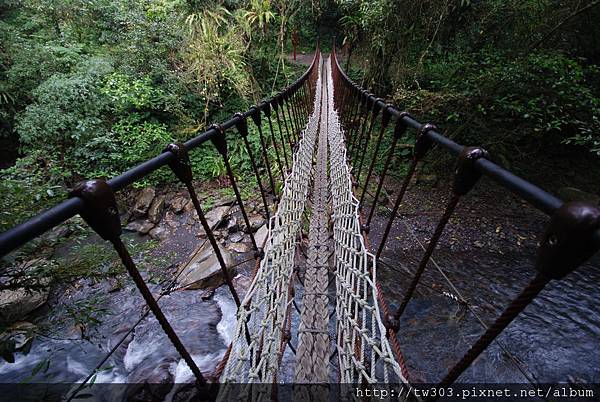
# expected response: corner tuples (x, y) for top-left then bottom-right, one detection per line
(0, 47), (599, 401)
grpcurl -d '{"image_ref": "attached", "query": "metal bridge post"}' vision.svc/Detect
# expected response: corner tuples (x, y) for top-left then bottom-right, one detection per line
(249, 106), (277, 201)
(234, 112), (271, 221)
(348, 90), (368, 156)
(164, 142), (241, 307)
(271, 97), (291, 170)
(68, 179), (208, 388)
(392, 146), (488, 323)
(262, 100), (286, 182)
(355, 97), (384, 190)
(338, 80), (350, 121)
(366, 110), (409, 229)
(209, 124), (260, 254)
(438, 201), (600, 387)
(345, 87), (361, 144)
(376, 121), (435, 259)
(297, 83), (307, 122)
(292, 87), (304, 137)
(281, 91), (298, 144)
(358, 104), (393, 210)
(286, 89), (301, 141)
(277, 95), (295, 151)
(352, 93), (373, 163)
(301, 82), (310, 122)
(342, 85), (358, 130)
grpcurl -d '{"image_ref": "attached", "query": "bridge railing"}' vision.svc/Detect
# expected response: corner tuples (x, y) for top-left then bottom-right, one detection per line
(0, 48), (321, 394)
(330, 48), (600, 386)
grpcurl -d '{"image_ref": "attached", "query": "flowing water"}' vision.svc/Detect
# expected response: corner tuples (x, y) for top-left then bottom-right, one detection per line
(0, 234), (240, 401)
(1, 192), (599, 399)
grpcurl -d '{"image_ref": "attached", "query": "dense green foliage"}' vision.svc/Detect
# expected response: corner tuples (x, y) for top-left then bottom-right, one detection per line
(0, 0), (316, 230)
(2, 0), (599, 231)
(335, 0), (600, 171)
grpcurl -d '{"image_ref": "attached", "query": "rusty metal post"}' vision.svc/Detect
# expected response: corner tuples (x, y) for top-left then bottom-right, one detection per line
(359, 105), (393, 209)
(68, 179), (208, 388)
(271, 97), (291, 170)
(366, 110), (407, 229)
(275, 95), (294, 150)
(286, 90), (300, 141)
(164, 143), (241, 307)
(355, 98), (383, 188)
(348, 91), (368, 155)
(250, 106), (277, 200)
(209, 124), (260, 255)
(280, 91), (295, 144)
(234, 113), (271, 220)
(392, 146), (489, 324)
(262, 101), (286, 182)
(376, 121), (434, 259)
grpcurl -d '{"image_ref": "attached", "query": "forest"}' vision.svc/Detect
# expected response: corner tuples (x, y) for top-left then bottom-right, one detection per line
(1, 0), (600, 395)
(1, 0), (599, 231)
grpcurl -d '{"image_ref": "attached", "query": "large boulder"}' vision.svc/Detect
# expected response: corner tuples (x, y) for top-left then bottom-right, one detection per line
(149, 225), (168, 241)
(228, 242), (250, 254)
(228, 232), (244, 243)
(176, 242), (234, 290)
(202, 206), (230, 229)
(0, 277), (50, 324)
(125, 220), (155, 235)
(248, 214), (265, 231)
(132, 188), (156, 219)
(254, 224), (269, 248)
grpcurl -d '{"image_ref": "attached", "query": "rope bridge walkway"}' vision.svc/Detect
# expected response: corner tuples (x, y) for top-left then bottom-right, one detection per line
(1, 45), (599, 401)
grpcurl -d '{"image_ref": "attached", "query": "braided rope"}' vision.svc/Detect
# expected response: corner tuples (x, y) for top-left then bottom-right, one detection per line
(217, 56), (323, 400)
(325, 57), (409, 391)
(294, 67), (331, 389)
(218, 56), (411, 400)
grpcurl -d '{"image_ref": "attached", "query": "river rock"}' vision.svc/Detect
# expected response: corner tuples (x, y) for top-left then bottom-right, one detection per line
(226, 217), (239, 233)
(169, 196), (188, 214)
(1, 322), (36, 350)
(229, 232), (244, 243)
(213, 195), (236, 207)
(417, 173), (438, 185)
(203, 206), (230, 229)
(248, 214), (265, 231)
(254, 224), (268, 248)
(228, 242), (250, 254)
(132, 188), (156, 219)
(183, 200), (195, 214)
(163, 211), (179, 228)
(176, 242), (234, 290)
(125, 220), (155, 235)
(149, 226), (168, 241)
(148, 195), (165, 224)
(0, 278), (50, 324)
(46, 225), (72, 243)
(211, 229), (225, 239)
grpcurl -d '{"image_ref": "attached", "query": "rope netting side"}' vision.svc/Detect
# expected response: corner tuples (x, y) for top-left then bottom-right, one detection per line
(326, 57), (410, 390)
(217, 56), (323, 398)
